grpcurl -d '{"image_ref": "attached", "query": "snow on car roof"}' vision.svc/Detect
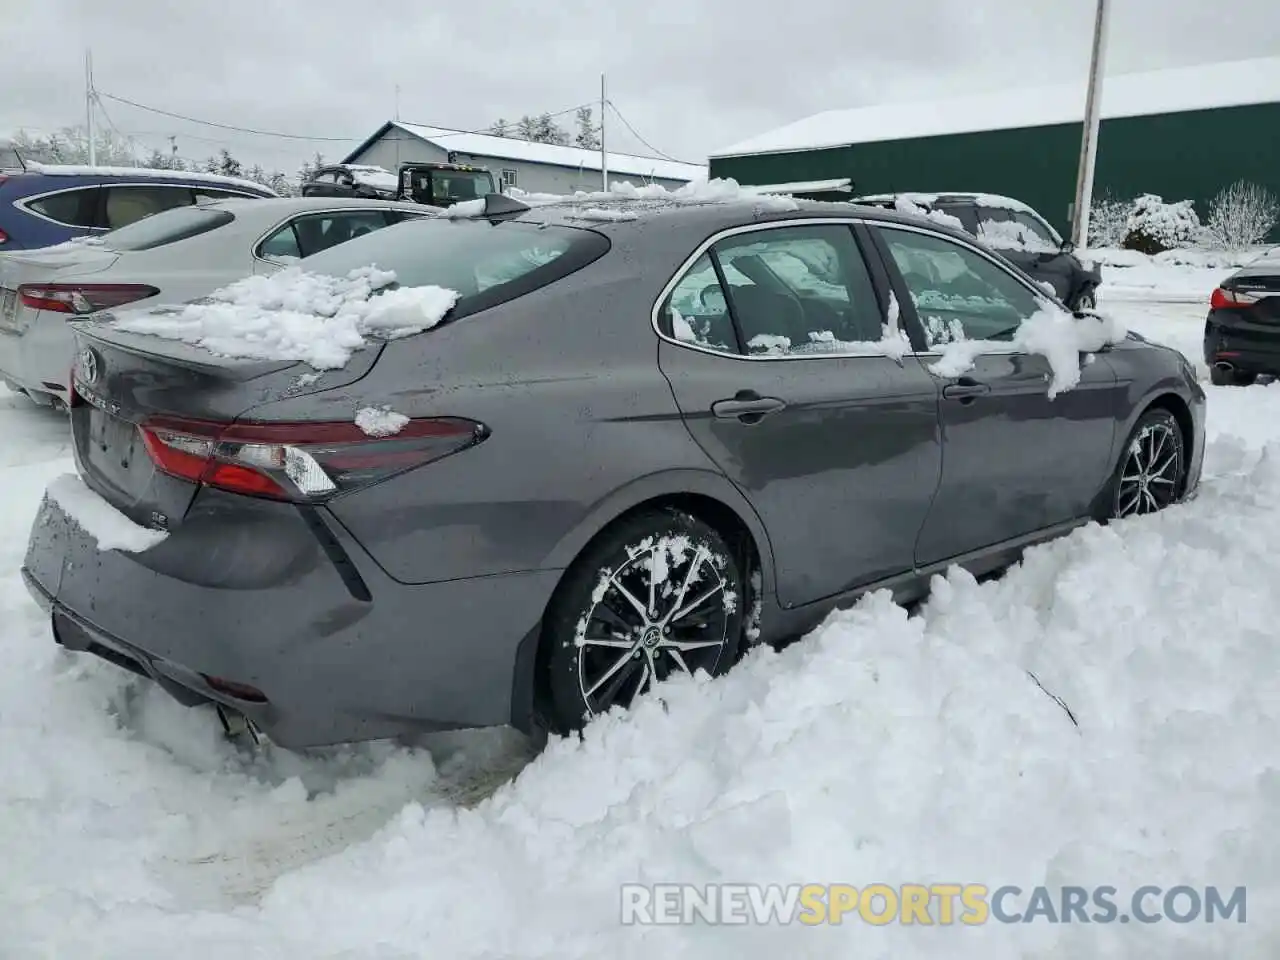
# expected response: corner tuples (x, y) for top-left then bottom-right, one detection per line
(368, 121), (708, 184)
(334, 164), (400, 192)
(855, 192), (1042, 216)
(24, 161), (277, 195)
(712, 55), (1280, 157)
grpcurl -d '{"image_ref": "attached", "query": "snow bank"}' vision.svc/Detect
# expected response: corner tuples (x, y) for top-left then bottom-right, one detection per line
(110, 267), (459, 370)
(354, 406), (408, 438)
(44, 473), (167, 552)
(3, 356), (1280, 957)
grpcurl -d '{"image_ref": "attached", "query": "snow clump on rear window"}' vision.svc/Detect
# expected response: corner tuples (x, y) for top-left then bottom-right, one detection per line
(109, 266), (459, 370)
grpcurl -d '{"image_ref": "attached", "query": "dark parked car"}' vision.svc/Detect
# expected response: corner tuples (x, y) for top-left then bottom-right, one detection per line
(853, 192), (1103, 311)
(301, 161), (498, 209)
(1203, 250), (1280, 385)
(22, 194), (1204, 750)
(0, 161), (276, 250)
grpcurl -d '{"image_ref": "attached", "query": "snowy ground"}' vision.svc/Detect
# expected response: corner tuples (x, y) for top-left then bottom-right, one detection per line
(3, 284), (1279, 957)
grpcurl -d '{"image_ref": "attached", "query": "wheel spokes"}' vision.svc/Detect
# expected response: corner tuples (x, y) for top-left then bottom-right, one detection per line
(578, 539), (734, 716)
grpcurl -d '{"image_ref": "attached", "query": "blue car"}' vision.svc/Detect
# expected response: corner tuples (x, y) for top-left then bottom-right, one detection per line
(0, 150), (276, 250)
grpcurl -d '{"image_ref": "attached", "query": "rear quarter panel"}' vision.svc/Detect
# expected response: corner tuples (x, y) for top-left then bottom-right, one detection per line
(249, 238), (767, 587)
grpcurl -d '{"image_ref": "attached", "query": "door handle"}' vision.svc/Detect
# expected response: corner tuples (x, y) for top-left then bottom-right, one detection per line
(941, 377), (990, 402)
(711, 391), (787, 422)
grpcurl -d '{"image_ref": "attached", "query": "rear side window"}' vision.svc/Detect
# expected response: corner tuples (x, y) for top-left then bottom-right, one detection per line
(103, 185), (194, 229)
(24, 187), (100, 227)
(298, 218), (610, 319)
(661, 224), (885, 357)
(259, 210), (398, 263)
(101, 206), (235, 252)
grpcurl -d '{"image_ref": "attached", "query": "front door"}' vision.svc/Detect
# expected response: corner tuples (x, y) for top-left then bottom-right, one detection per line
(869, 223), (1122, 568)
(656, 222), (942, 609)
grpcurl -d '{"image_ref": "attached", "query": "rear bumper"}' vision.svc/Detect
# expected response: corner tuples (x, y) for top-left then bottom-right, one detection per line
(1203, 312), (1280, 374)
(0, 308), (73, 401)
(21, 487), (561, 748)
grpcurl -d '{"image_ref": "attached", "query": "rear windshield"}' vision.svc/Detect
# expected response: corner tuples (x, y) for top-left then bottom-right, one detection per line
(298, 216), (610, 319)
(102, 205), (235, 252)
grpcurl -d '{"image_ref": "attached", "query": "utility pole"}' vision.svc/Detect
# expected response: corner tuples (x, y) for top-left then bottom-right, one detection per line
(394, 84), (401, 122)
(600, 73), (608, 192)
(85, 49), (97, 166)
(1070, 0), (1111, 249)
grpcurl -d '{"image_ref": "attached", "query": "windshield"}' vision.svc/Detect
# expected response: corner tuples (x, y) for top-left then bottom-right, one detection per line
(299, 216), (609, 317)
(102, 206), (235, 252)
(405, 169), (494, 205)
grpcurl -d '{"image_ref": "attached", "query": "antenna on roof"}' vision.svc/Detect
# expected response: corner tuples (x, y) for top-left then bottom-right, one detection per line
(482, 193), (531, 218)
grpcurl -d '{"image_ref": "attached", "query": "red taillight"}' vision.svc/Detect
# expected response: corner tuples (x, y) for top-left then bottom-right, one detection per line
(0, 226), (8, 245)
(18, 283), (159, 315)
(138, 415), (486, 501)
(1210, 286), (1260, 310)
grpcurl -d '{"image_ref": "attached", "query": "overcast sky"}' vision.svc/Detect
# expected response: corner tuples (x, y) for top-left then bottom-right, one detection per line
(2, 0), (1278, 176)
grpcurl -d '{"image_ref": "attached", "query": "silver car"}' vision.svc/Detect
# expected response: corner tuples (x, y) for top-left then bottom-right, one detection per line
(0, 196), (434, 407)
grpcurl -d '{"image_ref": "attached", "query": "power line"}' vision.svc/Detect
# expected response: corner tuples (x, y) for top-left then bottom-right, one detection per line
(96, 89), (600, 146)
(96, 90), (361, 142)
(604, 100), (698, 166)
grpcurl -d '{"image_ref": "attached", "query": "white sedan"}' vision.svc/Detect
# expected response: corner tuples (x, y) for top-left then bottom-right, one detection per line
(0, 196), (434, 408)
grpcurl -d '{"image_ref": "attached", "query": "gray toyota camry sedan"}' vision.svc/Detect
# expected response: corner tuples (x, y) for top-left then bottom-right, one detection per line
(22, 191), (1206, 747)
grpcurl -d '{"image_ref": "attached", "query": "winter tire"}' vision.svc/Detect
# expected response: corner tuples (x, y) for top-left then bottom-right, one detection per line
(542, 509), (745, 734)
(1103, 408), (1187, 521)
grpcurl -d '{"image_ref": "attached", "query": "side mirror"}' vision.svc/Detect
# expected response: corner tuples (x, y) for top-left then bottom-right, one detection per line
(1060, 238), (1076, 254)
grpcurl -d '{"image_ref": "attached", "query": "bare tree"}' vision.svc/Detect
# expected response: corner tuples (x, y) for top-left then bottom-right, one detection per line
(1205, 180), (1280, 249)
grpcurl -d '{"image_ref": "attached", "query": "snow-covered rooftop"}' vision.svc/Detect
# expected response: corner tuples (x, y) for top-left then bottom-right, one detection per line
(24, 161), (277, 195)
(712, 55), (1280, 158)
(369, 121), (708, 184)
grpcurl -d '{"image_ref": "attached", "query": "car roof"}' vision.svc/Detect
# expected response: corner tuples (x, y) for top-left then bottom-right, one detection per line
(11, 163), (277, 195)
(476, 193), (979, 245)
(198, 196), (439, 215)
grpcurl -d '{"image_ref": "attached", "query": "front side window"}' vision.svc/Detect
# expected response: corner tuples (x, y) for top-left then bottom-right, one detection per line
(103, 185), (194, 229)
(25, 187), (100, 227)
(1011, 210), (1061, 249)
(878, 226), (1045, 345)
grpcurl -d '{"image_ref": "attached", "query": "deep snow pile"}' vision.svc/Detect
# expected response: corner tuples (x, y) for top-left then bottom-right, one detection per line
(110, 266), (459, 369)
(2, 304), (1279, 957)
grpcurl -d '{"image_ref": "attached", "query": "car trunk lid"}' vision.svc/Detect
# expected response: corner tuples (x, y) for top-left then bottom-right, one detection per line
(69, 319), (384, 528)
(0, 245), (122, 329)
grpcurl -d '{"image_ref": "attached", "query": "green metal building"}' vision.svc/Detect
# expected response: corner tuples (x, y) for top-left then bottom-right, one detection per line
(709, 56), (1280, 239)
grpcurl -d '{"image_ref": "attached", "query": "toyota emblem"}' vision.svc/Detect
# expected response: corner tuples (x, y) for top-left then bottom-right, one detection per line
(76, 347), (99, 385)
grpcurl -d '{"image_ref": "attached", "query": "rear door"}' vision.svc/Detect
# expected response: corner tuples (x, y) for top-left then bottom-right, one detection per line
(656, 220), (942, 609)
(868, 222), (1120, 567)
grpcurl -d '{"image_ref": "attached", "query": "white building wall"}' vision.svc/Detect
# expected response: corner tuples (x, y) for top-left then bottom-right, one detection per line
(349, 131), (692, 196)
